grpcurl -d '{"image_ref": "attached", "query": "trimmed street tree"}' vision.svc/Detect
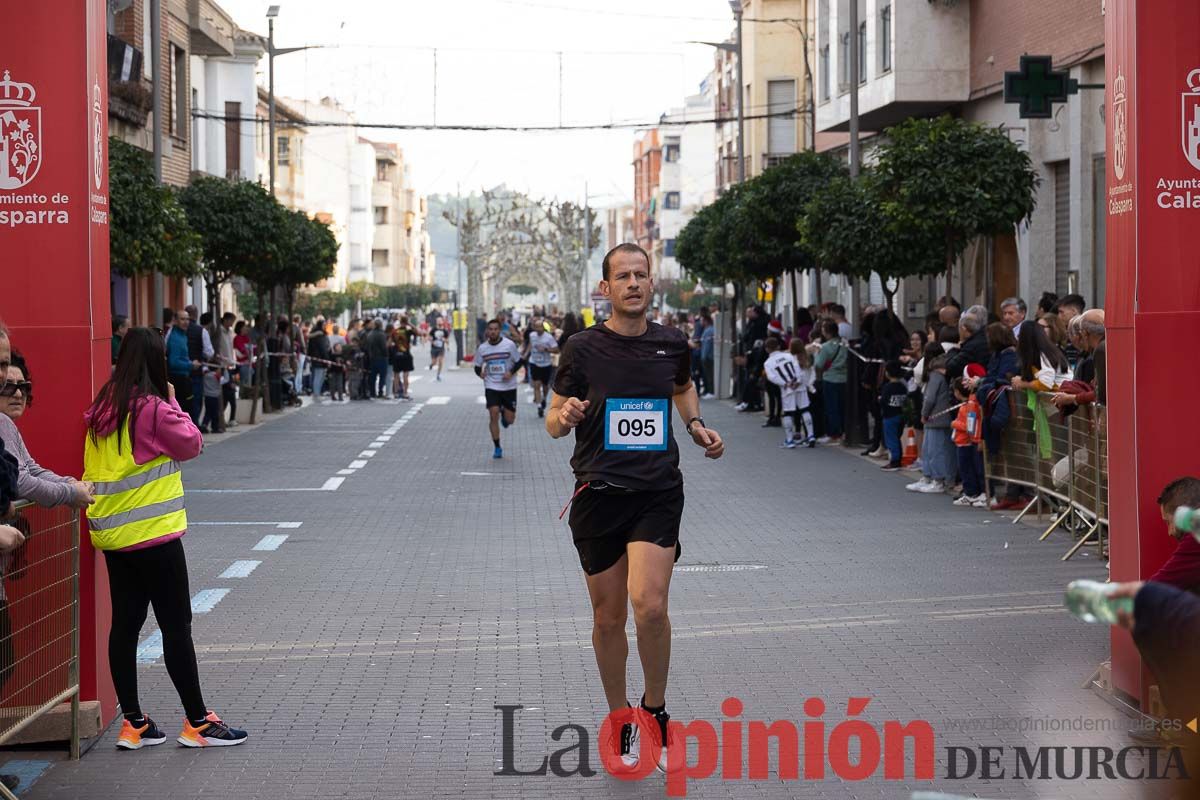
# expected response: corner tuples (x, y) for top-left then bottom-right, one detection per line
(109, 137), (202, 279)
(180, 176), (289, 317)
(277, 210), (339, 318)
(799, 173), (944, 310)
(872, 115), (1039, 294)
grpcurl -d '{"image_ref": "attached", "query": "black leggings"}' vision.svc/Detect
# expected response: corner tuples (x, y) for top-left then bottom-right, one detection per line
(104, 538), (206, 720)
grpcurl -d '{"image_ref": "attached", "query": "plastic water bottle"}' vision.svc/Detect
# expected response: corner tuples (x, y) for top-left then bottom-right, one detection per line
(966, 409), (978, 438)
(1174, 506), (1200, 537)
(1064, 580), (1134, 625)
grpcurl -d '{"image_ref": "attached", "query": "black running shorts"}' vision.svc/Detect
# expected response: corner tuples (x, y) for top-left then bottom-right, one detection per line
(485, 388), (518, 412)
(567, 482), (683, 575)
(530, 364), (553, 383)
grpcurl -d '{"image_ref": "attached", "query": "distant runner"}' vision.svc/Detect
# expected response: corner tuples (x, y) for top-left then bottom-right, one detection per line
(526, 317), (559, 418)
(475, 320), (524, 459)
(546, 243), (724, 773)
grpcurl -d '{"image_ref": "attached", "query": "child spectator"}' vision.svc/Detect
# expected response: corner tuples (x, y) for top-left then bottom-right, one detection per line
(950, 377), (987, 507)
(329, 342), (347, 402)
(764, 338), (813, 449)
(908, 345), (955, 494)
(879, 360), (908, 471)
(789, 338), (817, 446)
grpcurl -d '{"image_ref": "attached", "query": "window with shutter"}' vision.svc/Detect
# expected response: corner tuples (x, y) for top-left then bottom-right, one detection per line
(767, 80), (796, 155)
(1053, 161), (1071, 295)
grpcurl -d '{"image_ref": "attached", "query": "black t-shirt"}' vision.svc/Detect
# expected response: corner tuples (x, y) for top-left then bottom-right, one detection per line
(553, 322), (692, 490)
(880, 380), (908, 418)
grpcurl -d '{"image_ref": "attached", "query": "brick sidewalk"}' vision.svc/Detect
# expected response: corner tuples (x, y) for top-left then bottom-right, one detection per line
(14, 369), (1145, 799)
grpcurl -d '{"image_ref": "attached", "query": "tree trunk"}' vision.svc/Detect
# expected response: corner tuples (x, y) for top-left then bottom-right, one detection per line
(814, 266), (824, 306)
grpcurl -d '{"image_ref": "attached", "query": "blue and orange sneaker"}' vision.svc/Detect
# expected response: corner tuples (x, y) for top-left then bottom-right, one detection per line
(493, 446), (503, 459)
(177, 711), (248, 748)
(116, 716), (167, 750)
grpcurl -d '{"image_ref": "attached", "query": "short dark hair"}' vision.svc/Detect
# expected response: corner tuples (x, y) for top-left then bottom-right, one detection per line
(112, 315), (128, 334)
(1057, 293), (1086, 313)
(1158, 477), (1200, 512)
(602, 243), (650, 281)
(487, 319), (501, 327)
(884, 359), (903, 379)
(764, 336), (782, 352)
(831, 304), (846, 316)
(937, 326), (960, 345)
(222, 311), (236, 323)
(985, 321), (1017, 353)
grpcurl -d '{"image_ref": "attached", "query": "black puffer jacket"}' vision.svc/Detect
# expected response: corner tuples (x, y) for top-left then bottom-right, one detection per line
(945, 328), (990, 379)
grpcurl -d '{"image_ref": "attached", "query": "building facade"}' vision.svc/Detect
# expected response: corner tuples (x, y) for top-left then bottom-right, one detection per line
(716, 0), (810, 195)
(811, 0), (1107, 322)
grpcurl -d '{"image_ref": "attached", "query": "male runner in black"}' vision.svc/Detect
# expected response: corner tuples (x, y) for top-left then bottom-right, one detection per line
(546, 243), (724, 773)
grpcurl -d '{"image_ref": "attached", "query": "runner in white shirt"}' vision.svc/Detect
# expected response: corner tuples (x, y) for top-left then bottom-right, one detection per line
(526, 318), (559, 419)
(474, 319), (525, 459)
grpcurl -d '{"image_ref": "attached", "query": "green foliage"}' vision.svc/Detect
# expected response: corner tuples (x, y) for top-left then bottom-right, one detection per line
(655, 278), (723, 311)
(507, 284), (537, 296)
(180, 176), (289, 296)
(235, 292), (260, 320)
(277, 210), (339, 292)
(674, 201), (721, 284)
(108, 137), (202, 278)
(373, 284), (445, 309)
(737, 152), (847, 279)
(872, 115), (1039, 268)
(294, 290), (353, 321)
(799, 174), (943, 290)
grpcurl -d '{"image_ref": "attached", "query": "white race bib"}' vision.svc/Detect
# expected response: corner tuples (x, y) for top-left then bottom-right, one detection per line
(604, 398), (668, 451)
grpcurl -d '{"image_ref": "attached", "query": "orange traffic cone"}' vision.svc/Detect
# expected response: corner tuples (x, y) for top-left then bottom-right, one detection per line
(900, 426), (919, 467)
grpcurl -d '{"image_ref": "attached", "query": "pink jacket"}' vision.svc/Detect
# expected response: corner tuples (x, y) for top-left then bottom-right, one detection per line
(84, 394), (202, 550)
(84, 395), (202, 467)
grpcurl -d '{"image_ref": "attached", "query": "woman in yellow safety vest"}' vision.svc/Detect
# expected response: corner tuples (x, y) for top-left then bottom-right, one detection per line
(83, 327), (248, 750)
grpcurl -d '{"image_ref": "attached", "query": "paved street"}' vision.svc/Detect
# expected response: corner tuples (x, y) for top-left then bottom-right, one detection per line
(17, 357), (1135, 800)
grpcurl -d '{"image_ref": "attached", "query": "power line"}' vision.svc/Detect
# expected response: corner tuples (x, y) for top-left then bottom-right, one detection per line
(491, 0), (802, 24)
(191, 106), (803, 133)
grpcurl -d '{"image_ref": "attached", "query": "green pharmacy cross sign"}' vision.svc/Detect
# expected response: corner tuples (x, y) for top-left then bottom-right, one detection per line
(1003, 55), (1103, 119)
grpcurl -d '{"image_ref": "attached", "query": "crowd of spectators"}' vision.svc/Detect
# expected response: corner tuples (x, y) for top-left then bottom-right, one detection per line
(730, 292), (1107, 511)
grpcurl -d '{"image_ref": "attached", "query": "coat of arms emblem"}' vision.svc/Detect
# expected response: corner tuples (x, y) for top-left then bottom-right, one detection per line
(1184, 68), (1200, 172)
(1112, 69), (1127, 180)
(0, 70), (41, 190)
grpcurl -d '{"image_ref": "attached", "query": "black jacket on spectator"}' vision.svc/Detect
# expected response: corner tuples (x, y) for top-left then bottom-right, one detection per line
(307, 330), (331, 362)
(0, 438), (17, 511)
(364, 329), (388, 361)
(945, 328), (989, 379)
(186, 321), (203, 363)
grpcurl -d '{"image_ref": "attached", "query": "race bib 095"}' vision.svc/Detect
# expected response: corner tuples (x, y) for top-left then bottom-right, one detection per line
(604, 398), (668, 451)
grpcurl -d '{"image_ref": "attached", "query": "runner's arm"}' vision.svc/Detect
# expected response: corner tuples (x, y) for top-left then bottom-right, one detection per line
(672, 380), (724, 459)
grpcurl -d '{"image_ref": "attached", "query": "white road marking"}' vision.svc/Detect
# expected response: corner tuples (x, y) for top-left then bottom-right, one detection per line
(276, 522), (303, 529)
(219, 560), (262, 579)
(427, 396), (451, 405)
(348, 460), (368, 469)
(359, 451), (377, 458)
(337, 468), (357, 475)
(476, 396), (487, 404)
(191, 589), (230, 614)
(321, 477), (345, 491)
(366, 442), (383, 449)
(190, 521), (303, 528)
(136, 631), (164, 663)
(253, 534), (288, 551)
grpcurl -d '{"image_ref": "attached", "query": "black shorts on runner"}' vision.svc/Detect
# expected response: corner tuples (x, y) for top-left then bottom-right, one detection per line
(393, 352), (415, 372)
(567, 482), (683, 575)
(530, 364), (553, 383)
(485, 388), (518, 412)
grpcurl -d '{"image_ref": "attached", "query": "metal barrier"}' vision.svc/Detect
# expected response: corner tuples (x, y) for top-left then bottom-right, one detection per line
(0, 501), (81, 792)
(983, 390), (1107, 562)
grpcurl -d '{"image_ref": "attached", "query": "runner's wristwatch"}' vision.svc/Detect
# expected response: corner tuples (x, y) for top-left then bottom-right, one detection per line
(686, 417), (706, 435)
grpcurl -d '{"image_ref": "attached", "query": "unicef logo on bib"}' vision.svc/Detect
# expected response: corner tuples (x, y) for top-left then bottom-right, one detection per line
(604, 398), (668, 451)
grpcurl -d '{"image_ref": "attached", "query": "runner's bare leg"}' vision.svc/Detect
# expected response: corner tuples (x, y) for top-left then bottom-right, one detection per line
(584, 554), (630, 712)
(626, 540), (674, 708)
(488, 406), (501, 440)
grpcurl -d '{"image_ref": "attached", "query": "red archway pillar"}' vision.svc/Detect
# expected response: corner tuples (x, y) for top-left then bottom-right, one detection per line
(1106, 0), (1200, 704)
(1, 1), (117, 724)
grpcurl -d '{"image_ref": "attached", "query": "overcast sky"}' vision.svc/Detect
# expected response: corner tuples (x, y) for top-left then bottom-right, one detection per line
(217, 0), (738, 206)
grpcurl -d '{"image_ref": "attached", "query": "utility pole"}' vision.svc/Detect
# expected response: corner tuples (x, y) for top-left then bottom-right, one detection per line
(847, 0), (862, 328)
(455, 183), (463, 362)
(733, 1), (746, 183)
(267, 7), (278, 196)
(150, 0), (164, 316)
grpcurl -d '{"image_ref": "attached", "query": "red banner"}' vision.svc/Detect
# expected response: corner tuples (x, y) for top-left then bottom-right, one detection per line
(0, 1), (116, 720)
(1106, 0), (1200, 703)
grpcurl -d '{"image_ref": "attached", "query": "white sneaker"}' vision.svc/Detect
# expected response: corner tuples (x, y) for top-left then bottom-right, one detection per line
(971, 494), (992, 508)
(734, 402), (748, 411)
(816, 435), (833, 444)
(701, 393), (716, 400)
(952, 494), (975, 506)
(868, 447), (888, 459)
(917, 480), (946, 494)
(906, 478), (930, 492)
